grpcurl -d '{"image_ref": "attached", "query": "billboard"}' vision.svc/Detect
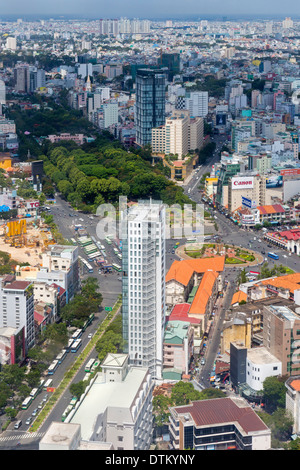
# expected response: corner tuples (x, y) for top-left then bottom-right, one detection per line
(26, 201), (40, 209)
(242, 197), (257, 209)
(280, 168), (300, 177)
(232, 176), (254, 190)
(266, 175), (283, 188)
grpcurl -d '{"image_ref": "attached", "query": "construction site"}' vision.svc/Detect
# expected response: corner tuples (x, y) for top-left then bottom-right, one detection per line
(0, 218), (55, 266)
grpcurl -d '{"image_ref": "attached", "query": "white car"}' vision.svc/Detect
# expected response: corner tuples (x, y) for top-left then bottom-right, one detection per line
(88, 333), (93, 339)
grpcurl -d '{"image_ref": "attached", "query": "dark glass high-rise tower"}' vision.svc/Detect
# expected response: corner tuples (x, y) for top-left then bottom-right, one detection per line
(135, 69), (166, 147)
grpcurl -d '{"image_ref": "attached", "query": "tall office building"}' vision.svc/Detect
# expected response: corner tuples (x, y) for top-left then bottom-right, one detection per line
(0, 80), (6, 114)
(14, 65), (30, 93)
(135, 69), (166, 147)
(158, 53), (180, 81)
(121, 200), (166, 380)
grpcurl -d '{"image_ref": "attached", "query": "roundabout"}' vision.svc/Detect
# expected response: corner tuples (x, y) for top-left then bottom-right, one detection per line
(176, 242), (264, 267)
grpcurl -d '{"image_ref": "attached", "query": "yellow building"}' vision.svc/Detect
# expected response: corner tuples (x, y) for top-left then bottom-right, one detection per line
(221, 318), (252, 354)
(205, 177), (218, 200)
(0, 153), (12, 170)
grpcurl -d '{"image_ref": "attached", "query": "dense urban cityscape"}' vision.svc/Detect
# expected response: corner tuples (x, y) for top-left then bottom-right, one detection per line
(0, 7), (300, 454)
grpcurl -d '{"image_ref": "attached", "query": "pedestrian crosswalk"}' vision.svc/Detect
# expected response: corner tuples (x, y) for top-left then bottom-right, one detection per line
(0, 432), (45, 442)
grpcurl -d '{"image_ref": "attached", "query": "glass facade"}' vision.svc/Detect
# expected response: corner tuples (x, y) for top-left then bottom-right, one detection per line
(136, 69), (166, 147)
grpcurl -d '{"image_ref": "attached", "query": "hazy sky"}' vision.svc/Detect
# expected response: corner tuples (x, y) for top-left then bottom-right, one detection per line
(1, 0), (300, 19)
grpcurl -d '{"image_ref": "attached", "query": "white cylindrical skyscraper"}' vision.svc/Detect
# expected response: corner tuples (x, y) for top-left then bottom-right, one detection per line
(121, 199), (166, 380)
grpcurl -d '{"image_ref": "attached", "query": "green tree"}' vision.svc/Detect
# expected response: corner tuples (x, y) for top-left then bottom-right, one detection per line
(69, 381), (86, 399)
(170, 381), (202, 406)
(263, 376), (286, 412)
(152, 394), (172, 427)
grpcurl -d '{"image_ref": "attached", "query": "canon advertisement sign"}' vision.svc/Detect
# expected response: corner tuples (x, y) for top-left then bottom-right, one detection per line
(232, 176), (254, 190)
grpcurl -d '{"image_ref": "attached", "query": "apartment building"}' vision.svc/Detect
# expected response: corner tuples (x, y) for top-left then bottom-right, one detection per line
(185, 91), (208, 118)
(151, 111), (204, 157)
(169, 396), (271, 450)
(163, 320), (194, 378)
(0, 276), (35, 352)
(263, 304), (300, 377)
(39, 245), (79, 303)
(120, 200), (166, 380)
(64, 353), (154, 450)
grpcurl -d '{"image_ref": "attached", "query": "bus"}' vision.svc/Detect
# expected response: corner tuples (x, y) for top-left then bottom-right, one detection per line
(113, 247), (119, 255)
(72, 329), (83, 340)
(38, 379), (45, 392)
(43, 379), (53, 391)
(22, 396), (33, 410)
(82, 313), (95, 332)
(62, 405), (73, 422)
(70, 238), (77, 245)
(30, 388), (39, 399)
(66, 338), (74, 352)
(105, 237), (112, 245)
(56, 349), (67, 364)
(85, 358), (95, 373)
(70, 397), (78, 408)
(91, 360), (100, 374)
(47, 360), (59, 375)
(187, 238), (197, 244)
(87, 251), (101, 261)
(268, 252), (279, 260)
(79, 256), (94, 273)
(71, 339), (82, 353)
(83, 373), (91, 382)
(112, 263), (121, 272)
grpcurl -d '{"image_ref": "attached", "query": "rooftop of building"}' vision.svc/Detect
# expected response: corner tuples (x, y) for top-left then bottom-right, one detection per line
(70, 366), (150, 441)
(166, 256), (225, 287)
(257, 204), (286, 215)
(260, 272), (300, 294)
(231, 290), (248, 305)
(164, 320), (190, 343)
(189, 270), (219, 316)
(101, 353), (128, 369)
(265, 304), (300, 323)
(171, 397), (270, 435)
(247, 346), (280, 365)
(168, 303), (201, 325)
(3, 280), (31, 290)
(286, 377), (300, 393)
(39, 422), (81, 448)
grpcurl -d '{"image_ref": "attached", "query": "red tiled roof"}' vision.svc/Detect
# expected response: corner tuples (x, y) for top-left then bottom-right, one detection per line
(174, 397), (269, 434)
(257, 204), (285, 215)
(4, 281), (31, 290)
(278, 229), (300, 241)
(169, 303), (201, 324)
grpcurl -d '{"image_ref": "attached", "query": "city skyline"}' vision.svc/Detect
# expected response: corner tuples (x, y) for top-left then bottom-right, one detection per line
(1, 0), (300, 20)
